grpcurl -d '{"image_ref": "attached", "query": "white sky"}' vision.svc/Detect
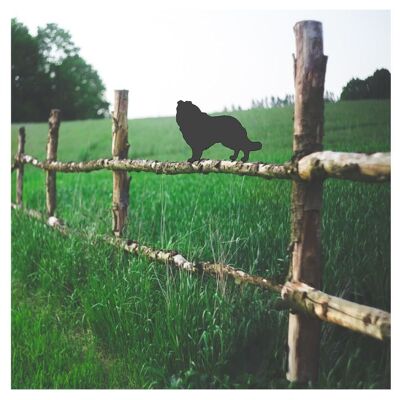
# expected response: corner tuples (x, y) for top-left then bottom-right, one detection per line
(9, 4), (390, 118)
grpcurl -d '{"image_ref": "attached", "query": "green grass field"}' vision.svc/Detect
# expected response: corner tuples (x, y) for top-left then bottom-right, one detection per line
(11, 100), (390, 388)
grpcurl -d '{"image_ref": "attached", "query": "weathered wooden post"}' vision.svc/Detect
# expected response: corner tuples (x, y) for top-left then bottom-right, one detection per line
(112, 90), (130, 237)
(287, 21), (327, 384)
(46, 109), (61, 216)
(16, 127), (26, 207)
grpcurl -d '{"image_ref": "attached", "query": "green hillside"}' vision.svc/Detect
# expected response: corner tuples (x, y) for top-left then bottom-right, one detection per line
(11, 100), (390, 388)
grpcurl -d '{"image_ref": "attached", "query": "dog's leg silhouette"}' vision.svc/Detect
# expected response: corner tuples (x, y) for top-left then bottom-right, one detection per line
(241, 150), (249, 162)
(230, 149), (240, 161)
(188, 148), (203, 162)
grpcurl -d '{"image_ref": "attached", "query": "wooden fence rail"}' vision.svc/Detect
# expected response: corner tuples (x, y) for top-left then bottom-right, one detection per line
(11, 20), (391, 385)
(11, 203), (391, 343)
(15, 152), (390, 182)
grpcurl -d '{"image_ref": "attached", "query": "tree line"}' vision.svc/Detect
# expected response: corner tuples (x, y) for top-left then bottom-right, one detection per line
(340, 69), (390, 100)
(225, 91), (337, 112)
(11, 19), (109, 122)
(227, 69), (390, 112)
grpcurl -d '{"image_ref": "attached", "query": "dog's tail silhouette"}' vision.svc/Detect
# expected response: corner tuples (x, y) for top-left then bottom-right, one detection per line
(247, 140), (262, 151)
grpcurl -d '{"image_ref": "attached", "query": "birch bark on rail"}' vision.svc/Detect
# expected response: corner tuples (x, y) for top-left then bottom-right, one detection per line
(298, 151), (390, 182)
(46, 110), (60, 216)
(19, 155), (293, 179)
(112, 90), (130, 237)
(16, 127), (26, 206)
(281, 282), (390, 341)
(17, 152), (390, 182)
(287, 21), (327, 384)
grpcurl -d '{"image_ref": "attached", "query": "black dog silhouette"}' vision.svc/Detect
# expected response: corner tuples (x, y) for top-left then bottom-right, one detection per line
(176, 100), (262, 162)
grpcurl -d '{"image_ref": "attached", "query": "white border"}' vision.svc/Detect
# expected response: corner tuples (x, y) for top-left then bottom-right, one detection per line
(2, 1), (398, 399)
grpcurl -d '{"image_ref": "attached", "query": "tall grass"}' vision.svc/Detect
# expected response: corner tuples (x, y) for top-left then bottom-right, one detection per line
(11, 100), (390, 388)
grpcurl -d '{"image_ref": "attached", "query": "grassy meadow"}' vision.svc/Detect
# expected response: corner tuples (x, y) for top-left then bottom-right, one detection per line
(11, 100), (390, 388)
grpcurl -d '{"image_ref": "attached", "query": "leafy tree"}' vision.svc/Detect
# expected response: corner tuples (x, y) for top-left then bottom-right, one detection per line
(366, 69), (391, 100)
(49, 55), (109, 120)
(11, 18), (41, 122)
(340, 69), (390, 101)
(37, 23), (79, 67)
(11, 19), (109, 122)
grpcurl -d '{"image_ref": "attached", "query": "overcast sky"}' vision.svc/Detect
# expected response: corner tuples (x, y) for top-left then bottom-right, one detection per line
(11, 5), (390, 118)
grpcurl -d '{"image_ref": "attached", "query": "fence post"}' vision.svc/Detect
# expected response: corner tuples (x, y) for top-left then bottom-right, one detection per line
(286, 21), (327, 384)
(112, 90), (130, 237)
(46, 109), (61, 217)
(16, 127), (26, 207)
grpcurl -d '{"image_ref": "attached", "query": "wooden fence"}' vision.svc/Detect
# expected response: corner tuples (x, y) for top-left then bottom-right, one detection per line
(11, 20), (390, 385)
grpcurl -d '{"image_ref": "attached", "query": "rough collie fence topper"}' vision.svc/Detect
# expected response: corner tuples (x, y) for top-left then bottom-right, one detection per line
(176, 100), (262, 162)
